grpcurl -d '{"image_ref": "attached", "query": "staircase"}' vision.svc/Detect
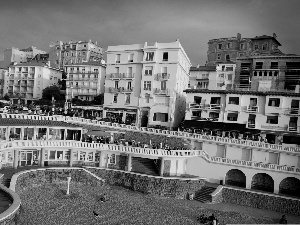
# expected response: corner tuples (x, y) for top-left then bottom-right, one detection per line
(194, 183), (218, 203)
(131, 157), (159, 176)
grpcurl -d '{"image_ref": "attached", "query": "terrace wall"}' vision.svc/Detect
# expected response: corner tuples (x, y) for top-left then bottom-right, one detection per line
(222, 187), (300, 216)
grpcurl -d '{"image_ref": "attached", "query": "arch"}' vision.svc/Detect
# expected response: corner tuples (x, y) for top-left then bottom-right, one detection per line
(251, 173), (274, 192)
(279, 177), (300, 197)
(225, 169), (246, 188)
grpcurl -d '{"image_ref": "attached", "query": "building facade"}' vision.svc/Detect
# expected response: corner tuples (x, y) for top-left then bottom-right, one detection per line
(65, 62), (106, 101)
(4, 62), (63, 104)
(207, 33), (283, 66)
(104, 40), (191, 128)
(0, 68), (8, 98)
(1, 46), (47, 68)
(48, 40), (103, 69)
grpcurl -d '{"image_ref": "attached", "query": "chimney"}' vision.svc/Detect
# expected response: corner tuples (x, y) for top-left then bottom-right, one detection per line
(237, 33), (241, 40)
(273, 33), (277, 39)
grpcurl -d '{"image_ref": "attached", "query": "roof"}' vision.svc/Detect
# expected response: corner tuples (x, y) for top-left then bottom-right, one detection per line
(65, 61), (105, 67)
(190, 66), (216, 71)
(251, 35), (282, 46)
(184, 89), (300, 97)
(9, 62), (48, 67)
(0, 119), (82, 128)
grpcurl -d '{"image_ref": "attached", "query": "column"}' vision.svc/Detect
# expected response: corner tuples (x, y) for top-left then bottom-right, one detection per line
(69, 149), (74, 167)
(46, 127), (50, 140)
(33, 127), (38, 140)
(122, 112), (126, 123)
(127, 154), (132, 171)
(99, 151), (107, 168)
(64, 128), (68, 140)
(20, 127), (25, 140)
(160, 157), (164, 176)
(273, 178), (280, 194)
(5, 127), (10, 141)
(40, 148), (45, 167)
(13, 149), (19, 169)
(245, 173), (252, 190)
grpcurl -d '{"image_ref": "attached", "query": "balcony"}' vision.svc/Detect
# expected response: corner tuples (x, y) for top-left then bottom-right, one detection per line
(247, 122), (256, 129)
(205, 104), (222, 111)
(284, 108), (300, 116)
(20, 83), (27, 87)
(154, 88), (170, 96)
(196, 75), (209, 80)
(28, 76), (34, 80)
(108, 87), (120, 93)
(80, 92), (97, 96)
(156, 73), (170, 81)
(27, 83), (34, 87)
(120, 87), (133, 93)
(122, 73), (134, 79)
(246, 106), (259, 113)
(188, 103), (205, 110)
(107, 73), (122, 80)
(288, 125), (298, 132)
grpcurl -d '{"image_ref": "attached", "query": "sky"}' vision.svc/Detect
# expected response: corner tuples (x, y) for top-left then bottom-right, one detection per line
(0, 0), (300, 66)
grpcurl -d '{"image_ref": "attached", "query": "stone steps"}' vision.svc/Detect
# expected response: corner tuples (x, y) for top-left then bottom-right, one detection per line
(131, 157), (159, 176)
(194, 186), (216, 203)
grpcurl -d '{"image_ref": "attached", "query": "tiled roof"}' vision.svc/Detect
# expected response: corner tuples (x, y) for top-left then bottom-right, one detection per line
(251, 35), (282, 46)
(65, 61), (105, 66)
(9, 62), (48, 67)
(0, 119), (82, 128)
(190, 66), (216, 71)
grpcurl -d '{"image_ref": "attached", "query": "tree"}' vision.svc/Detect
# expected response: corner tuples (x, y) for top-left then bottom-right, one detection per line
(92, 93), (104, 105)
(42, 85), (65, 101)
(3, 94), (10, 101)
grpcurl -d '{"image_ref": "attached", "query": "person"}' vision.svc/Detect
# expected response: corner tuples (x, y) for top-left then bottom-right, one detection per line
(279, 215), (287, 224)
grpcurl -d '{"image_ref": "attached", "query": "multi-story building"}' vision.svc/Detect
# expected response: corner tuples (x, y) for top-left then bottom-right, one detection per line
(65, 62), (106, 101)
(189, 63), (236, 91)
(104, 40), (191, 128)
(232, 55), (300, 92)
(4, 62), (63, 104)
(1, 46), (47, 68)
(48, 40), (103, 69)
(0, 68), (8, 98)
(207, 33), (283, 66)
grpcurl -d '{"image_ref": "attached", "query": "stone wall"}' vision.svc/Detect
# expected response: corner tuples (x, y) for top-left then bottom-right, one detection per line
(222, 188), (300, 216)
(163, 160), (171, 176)
(85, 167), (205, 199)
(15, 168), (103, 193)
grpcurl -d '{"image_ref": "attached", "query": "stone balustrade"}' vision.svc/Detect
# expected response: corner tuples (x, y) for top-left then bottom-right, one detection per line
(2, 113), (298, 153)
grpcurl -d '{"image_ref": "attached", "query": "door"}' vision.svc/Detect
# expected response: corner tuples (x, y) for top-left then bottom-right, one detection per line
(26, 152), (32, 166)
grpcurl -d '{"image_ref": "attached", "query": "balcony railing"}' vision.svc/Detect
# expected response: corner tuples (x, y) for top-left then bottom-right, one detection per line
(120, 87), (133, 93)
(246, 106), (259, 113)
(196, 75), (209, 80)
(288, 125), (298, 132)
(108, 87), (119, 93)
(247, 122), (256, 129)
(205, 104), (222, 111)
(107, 73), (122, 79)
(122, 73), (134, 79)
(154, 88), (170, 95)
(188, 103), (205, 110)
(156, 73), (170, 81)
(284, 108), (300, 116)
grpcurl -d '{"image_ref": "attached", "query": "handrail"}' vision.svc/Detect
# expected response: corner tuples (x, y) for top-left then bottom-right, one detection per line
(0, 113), (299, 153)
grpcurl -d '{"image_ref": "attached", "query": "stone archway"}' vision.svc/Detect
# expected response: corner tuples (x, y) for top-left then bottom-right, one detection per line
(279, 177), (300, 197)
(225, 169), (246, 188)
(251, 173), (274, 193)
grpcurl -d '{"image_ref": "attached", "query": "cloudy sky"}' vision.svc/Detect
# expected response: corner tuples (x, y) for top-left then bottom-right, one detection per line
(0, 0), (299, 65)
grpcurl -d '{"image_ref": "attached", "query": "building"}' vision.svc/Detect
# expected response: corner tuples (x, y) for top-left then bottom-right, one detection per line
(65, 62), (106, 101)
(207, 33), (283, 66)
(1, 46), (47, 68)
(104, 40), (191, 128)
(48, 40), (103, 69)
(0, 68), (8, 98)
(4, 62), (63, 105)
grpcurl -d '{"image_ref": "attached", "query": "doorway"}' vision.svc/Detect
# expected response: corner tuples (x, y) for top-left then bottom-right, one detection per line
(20, 150), (39, 166)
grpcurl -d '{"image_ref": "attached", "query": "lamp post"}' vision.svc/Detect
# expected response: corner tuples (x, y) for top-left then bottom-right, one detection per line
(66, 176), (71, 195)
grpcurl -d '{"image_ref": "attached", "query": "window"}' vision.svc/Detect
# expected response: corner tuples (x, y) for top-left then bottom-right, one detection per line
(71, 53), (74, 56)
(266, 116), (278, 124)
(163, 52), (168, 61)
(227, 74), (233, 80)
(56, 151), (63, 160)
(87, 152), (93, 161)
(125, 94), (130, 104)
(115, 67), (119, 74)
(227, 43), (231, 49)
(82, 52), (86, 55)
(217, 83), (224, 87)
(78, 52), (81, 56)
(128, 53), (134, 62)
(113, 94), (118, 103)
(239, 53), (244, 57)
(229, 97), (239, 105)
(77, 67), (79, 71)
(84, 44), (87, 48)
(116, 54), (120, 63)
(144, 81), (151, 90)
(227, 112), (238, 121)
(114, 81), (119, 89)
(161, 80), (167, 90)
(217, 53), (221, 60)
(218, 44), (222, 50)
(145, 66), (153, 75)
(79, 151), (86, 161)
(225, 54), (230, 61)
(255, 62), (263, 69)
(262, 43), (267, 50)
(194, 96), (202, 104)
(145, 93), (150, 103)
(209, 112), (219, 119)
(268, 98), (280, 107)
(153, 113), (168, 122)
(145, 52), (154, 61)
(254, 44), (259, 50)
(219, 73), (224, 78)
(271, 62), (278, 69)
(72, 45), (76, 50)
(109, 154), (116, 164)
(240, 43), (244, 50)
(226, 66), (233, 71)
(66, 53), (69, 56)
(49, 151), (56, 160)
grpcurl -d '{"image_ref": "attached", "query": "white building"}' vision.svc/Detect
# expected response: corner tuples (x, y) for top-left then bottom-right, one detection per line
(65, 62), (106, 101)
(104, 40), (191, 128)
(4, 62), (63, 104)
(0, 68), (8, 98)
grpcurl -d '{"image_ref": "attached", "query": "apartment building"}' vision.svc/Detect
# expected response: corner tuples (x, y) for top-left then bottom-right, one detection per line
(104, 40), (191, 128)
(207, 33), (283, 66)
(0, 68), (8, 98)
(48, 40), (103, 69)
(4, 62), (63, 104)
(65, 62), (106, 101)
(1, 46), (47, 68)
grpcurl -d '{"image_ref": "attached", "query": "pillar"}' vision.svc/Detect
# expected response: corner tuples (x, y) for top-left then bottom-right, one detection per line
(5, 127), (9, 141)
(46, 127), (50, 140)
(122, 112), (126, 123)
(20, 127), (25, 140)
(127, 154), (132, 171)
(13, 149), (19, 169)
(69, 149), (74, 167)
(33, 127), (38, 140)
(245, 173), (252, 190)
(40, 148), (45, 167)
(160, 158), (164, 176)
(64, 128), (68, 140)
(99, 151), (106, 168)
(274, 178), (281, 194)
